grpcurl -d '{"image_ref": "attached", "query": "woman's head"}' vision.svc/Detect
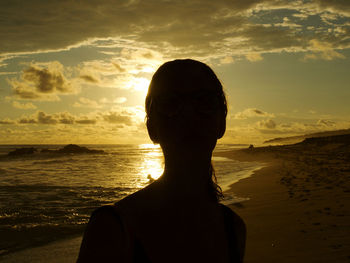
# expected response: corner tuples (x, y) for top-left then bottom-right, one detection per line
(145, 59), (227, 148)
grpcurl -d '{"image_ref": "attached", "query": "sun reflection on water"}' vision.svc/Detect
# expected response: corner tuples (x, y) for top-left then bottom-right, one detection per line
(138, 144), (163, 181)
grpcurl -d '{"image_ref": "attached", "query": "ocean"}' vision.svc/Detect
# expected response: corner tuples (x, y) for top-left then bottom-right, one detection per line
(0, 144), (262, 257)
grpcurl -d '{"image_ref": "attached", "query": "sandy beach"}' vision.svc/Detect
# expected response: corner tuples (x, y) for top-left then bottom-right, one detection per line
(220, 135), (350, 262)
(0, 236), (82, 263)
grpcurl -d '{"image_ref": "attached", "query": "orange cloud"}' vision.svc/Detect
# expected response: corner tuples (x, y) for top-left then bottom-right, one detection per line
(8, 61), (79, 100)
(304, 39), (345, 61)
(234, 108), (275, 119)
(0, 119), (15, 125)
(12, 101), (37, 109)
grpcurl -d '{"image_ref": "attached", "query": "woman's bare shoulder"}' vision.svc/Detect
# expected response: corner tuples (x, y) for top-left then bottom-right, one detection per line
(220, 204), (246, 262)
(220, 204), (245, 227)
(115, 182), (166, 213)
(77, 206), (127, 262)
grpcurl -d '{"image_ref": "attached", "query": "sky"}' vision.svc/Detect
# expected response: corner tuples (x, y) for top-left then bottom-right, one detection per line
(0, 0), (349, 145)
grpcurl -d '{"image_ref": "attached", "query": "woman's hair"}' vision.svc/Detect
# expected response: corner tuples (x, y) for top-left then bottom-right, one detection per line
(145, 59), (227, 202)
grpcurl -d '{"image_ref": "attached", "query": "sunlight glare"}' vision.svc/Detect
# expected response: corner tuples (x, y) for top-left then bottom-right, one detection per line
(130, 77), (150, 95)
(139, 143), (161, 149)
(138, 145), (163, 181)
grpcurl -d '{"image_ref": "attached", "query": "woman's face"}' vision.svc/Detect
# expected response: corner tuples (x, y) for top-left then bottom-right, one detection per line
(151, 80), (224, 151)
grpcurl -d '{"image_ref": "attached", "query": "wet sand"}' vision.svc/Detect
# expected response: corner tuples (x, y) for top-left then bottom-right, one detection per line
(0, 236), (82, 263)
(220, 135), (350, 262)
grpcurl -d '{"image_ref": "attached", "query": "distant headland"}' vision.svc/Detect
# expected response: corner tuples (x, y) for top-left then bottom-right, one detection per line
(263, 128), (350, 145)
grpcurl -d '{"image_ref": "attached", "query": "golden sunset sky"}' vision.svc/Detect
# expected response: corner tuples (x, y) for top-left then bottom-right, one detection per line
(0, 0), (349, 144)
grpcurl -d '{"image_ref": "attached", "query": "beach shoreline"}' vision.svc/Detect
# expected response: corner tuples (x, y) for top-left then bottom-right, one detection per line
(2, 137), (349, 262)
(218, 139), (350, 263)
(1, 155), (257, 263)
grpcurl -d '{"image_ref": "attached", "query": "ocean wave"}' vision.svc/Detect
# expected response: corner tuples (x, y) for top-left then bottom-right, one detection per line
(0, 223), (84, 256)
(32, 158), (76, 165)
(0, 183), (139, 256)
(0, 144), (258, 257)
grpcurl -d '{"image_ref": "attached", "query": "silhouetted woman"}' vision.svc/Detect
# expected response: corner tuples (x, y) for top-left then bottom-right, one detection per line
(77, 59), (246, 262)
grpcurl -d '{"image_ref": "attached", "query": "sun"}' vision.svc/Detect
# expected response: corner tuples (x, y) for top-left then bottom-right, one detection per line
(132, 77), (151, 95)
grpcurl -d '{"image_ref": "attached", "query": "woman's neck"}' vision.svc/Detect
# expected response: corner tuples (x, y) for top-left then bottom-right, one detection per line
(158, 147), (214, 200)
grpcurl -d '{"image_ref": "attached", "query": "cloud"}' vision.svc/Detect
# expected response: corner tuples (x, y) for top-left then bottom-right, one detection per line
(0, 1), (349, 61)
(75, 119), (97, 125)
(73, 97), (102, 108)
(0, 1), (257, 55)
(23, 63), (71, 93)
(114, 97), (127, 104)
(11, 82), (49, 100)
(8, 61), (79, 100)
(102, 111), (133, 126)
(257, 119), (277, 129)
(256, 118), (349, 136)
(80, 74), (99, 83)
(5, 128), (14, 134)
(58, 112), (75, 124)
(314, 0), (350, 17)
(99, 97), (127, 104)
(14, 106), (145, 128)
(38, 111), (58, 124)
(317, 119), (336, 127)
(239, 24), (303, 53)
(245, 53), (263, 62)
(234, 108), (275, 119)
(0, 119), (15, 124)
(220, 56), (234, 64)
(12, 101), (37, 109)
(308, 110), (317, 114)
(304, 39), (345, 61)
(14, 109), (141, 127)
(256, 121), (313, 135)
(292, 12), (309, 20)
(77, 59), (155, 90)
(275, 17), (302, 28)
(18, 116), (38, 124)
(17, 111), (97, 125)
(0, 72), (17, 76)
(112, 63), (126, 73)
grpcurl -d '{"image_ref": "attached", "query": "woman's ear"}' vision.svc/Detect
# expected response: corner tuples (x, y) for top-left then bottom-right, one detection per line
(217, 114), (226, 139)
(146, 117), (160, 143)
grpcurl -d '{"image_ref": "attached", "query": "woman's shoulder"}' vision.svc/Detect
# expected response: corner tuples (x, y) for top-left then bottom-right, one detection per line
(219, 203), (246, 233)
(77, 205), (130, 262)
(219, 203), (246, 262)
(85, 205), (125, 240)
(219, 204), (245, 224)
(115, 182), (166, 213)
(91, 204), (119, 218)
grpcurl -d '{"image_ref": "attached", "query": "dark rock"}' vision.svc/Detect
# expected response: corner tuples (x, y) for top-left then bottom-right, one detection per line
(8, 147), (37, 156)
(56, 144), (104, 154)
(40, 149), (54, 153)
(8, 144), (105, 156)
